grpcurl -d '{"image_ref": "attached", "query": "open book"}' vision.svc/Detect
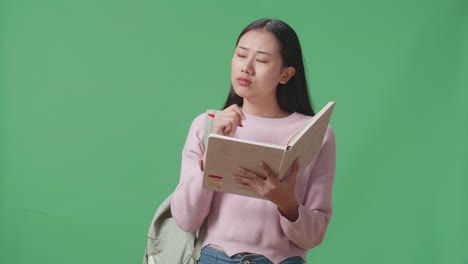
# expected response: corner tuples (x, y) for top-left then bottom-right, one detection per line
(202, 101), (335, 199)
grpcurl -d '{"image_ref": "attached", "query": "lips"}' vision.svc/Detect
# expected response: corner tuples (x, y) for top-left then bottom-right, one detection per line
(237, 78), (252, 86)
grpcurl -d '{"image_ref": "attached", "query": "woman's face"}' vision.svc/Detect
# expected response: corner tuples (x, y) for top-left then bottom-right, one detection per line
(231, 30), (292, 101)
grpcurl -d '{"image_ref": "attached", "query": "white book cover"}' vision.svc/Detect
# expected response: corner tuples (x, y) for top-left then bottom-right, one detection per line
(202, 101), (335, 199)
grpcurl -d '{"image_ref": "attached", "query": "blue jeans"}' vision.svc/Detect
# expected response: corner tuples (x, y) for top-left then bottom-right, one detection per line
(199, 245), (305, 264)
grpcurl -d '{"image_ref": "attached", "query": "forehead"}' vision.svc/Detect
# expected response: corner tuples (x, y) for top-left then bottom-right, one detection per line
(237, 30), (280, 54)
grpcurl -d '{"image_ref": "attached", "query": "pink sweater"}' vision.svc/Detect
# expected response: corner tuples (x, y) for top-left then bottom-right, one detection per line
(171, 111), (336, 263)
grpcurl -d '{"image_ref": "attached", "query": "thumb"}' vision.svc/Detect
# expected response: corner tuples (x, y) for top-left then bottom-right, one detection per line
(285, 158), (300, 183)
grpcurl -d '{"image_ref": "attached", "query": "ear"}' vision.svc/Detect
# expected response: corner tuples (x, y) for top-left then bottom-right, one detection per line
(279, 66), (296, 84)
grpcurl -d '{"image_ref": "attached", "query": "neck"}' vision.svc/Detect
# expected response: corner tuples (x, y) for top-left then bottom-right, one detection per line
(242, 98), (290, 118)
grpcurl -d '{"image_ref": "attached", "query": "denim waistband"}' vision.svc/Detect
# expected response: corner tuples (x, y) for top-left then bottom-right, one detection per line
(199, 245), (305, 264)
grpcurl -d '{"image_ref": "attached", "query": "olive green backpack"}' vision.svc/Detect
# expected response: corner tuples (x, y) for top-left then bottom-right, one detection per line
(143, 111), (215, 264)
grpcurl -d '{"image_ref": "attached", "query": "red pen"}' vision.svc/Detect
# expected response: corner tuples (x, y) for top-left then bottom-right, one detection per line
(208, 113), (243, 127)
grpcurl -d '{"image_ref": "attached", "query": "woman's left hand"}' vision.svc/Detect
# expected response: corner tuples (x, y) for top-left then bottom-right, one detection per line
(232, 159), (300, 222)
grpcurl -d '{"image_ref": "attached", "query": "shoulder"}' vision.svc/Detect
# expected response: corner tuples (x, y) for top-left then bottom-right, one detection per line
(186, 112), (208, 137)
(189, 112), (207, 129)
(184, 112), (209, 146)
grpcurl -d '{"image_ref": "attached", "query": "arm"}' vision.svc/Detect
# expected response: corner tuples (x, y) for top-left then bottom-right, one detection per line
(170, 114), (214, 232)
(232, 126), (336, 249)
(278, 126), (336, 249)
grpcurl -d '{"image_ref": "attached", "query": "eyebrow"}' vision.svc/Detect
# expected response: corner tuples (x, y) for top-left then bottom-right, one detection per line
(238, 46), (272, 57)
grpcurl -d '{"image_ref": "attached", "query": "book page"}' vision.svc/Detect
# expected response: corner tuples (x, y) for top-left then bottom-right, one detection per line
(280, 102), (335, 178)
(284, 117), (313, 147)
(287, 102), (335, 147)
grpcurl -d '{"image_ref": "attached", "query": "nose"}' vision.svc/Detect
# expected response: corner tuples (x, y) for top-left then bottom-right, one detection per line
(241, 61), (254, 75)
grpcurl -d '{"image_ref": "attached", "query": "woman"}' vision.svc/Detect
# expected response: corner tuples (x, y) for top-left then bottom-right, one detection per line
(171, 18), (336, 264)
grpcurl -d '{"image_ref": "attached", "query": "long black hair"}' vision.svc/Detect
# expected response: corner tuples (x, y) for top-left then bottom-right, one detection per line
(223, 18), (315, 116)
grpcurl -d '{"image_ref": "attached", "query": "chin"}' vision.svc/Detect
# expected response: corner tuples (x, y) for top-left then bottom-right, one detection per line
(232, 85), (250, 98)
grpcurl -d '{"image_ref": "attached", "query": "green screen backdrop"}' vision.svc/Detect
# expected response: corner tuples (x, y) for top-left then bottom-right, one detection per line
(1, 0), (467, 263)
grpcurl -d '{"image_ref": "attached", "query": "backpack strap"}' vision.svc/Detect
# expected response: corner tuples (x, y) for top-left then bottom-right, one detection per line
(192, 110), (217, 261)
(192, 220), (207, 260)
(203, 109), (217, 147)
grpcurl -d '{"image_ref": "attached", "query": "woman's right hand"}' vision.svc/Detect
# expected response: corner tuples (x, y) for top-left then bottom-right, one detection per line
(212, 104), (245, 137)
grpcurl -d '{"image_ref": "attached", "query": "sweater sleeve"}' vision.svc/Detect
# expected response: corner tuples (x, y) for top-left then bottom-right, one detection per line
(279, 125), (336, 249)
(171, 114), (214, 232)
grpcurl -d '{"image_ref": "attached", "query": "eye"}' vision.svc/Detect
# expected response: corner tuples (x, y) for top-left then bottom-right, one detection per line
(236, 52), (247, 58)
(256, 57), (269, 63)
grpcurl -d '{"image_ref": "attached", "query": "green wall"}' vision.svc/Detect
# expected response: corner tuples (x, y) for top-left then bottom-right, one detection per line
(1, 0), (467, 263)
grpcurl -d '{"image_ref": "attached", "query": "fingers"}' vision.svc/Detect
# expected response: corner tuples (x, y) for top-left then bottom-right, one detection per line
(233, 167), (259, 182)
(232, 167), (262, 190)
(233, 165), (278, 199)
(221, 120), (233, 136)
(233, 162), (273, 185)
(232, 160), (299, 205)
(232, 175), (254, 190)
(258, 161), (274, 180)
(212, 105), (245, 136)
(227, 104), (246, 125)
(224, 105), (245, 128)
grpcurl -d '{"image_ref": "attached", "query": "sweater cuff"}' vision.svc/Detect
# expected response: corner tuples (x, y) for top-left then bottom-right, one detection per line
(277, 204), (303, 225)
